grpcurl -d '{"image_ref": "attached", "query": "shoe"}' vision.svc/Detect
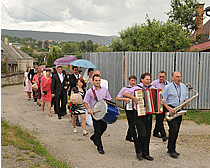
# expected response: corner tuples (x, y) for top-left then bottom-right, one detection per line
(167, 150), (180, 156)
(169, 152), (178, 158)
(162, 136), (169, 142)
(143, 155), (154, 161)
(125, 136), (134, 142)
(58, 116), (61, 119)
(73, 128), (77, 133)
(28, 98), (30, 101)
(76, 122), (81, 127)
(42, 112), (45, 115)
(97, 147), (105, 154)
(83, 130), (88, 136)
(48, 114), (52, 117)
(136, 153), (143, 160)
(153, 133), (162, 138)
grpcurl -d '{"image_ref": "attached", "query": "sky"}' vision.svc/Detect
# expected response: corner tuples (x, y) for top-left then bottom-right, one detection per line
(1, 0), (210, 36)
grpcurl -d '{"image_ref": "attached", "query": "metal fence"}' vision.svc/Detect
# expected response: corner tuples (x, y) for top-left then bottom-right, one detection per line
(83, 52), (210, 109)
(82, 52), (124, 106)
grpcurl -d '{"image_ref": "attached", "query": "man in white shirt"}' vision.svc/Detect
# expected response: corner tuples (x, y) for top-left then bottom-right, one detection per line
(94, 70), (108, 89)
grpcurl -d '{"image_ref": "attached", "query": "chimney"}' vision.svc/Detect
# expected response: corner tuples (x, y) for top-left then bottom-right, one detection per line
(194, 3), (205, 39)
(5, 37), (8, 45)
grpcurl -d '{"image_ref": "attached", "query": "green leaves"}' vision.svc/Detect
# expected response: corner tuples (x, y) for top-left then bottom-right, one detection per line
(112, 17), (192, 52)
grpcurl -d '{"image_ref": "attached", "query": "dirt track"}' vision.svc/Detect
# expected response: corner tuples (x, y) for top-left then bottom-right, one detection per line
(1, 85), (210, 168)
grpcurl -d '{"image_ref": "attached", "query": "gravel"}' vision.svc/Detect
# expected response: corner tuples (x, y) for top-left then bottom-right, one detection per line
(1, 85), (210, 168)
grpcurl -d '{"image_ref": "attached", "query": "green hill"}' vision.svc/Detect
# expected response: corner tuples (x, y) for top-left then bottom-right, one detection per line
(1, 29), (118, 46)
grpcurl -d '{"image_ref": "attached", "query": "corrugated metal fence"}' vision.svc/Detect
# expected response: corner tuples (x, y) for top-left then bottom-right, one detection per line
(83, 52), (210, 109)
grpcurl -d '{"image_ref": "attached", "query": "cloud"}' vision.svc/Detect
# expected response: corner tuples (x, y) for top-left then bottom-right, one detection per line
(1, 0), (209, 36)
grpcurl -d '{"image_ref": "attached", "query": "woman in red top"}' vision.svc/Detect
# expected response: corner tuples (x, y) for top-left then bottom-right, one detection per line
(32, 69), (43, 106)
(41, 69), (52, 116)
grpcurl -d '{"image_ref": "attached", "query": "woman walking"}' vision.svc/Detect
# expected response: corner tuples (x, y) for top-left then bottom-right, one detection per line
(32, 69), (43, 106)
(23, 66), (32, 100)
(71, 77), (88, 136)
(41, 69), (52, 116)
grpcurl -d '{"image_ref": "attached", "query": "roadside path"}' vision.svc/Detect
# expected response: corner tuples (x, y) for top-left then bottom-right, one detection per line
(1, 85), (210, 168)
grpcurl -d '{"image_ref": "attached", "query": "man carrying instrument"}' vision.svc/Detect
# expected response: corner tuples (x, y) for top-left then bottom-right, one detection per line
(116, 75), (137, 142)
(151, 71), (170, 142)
(162, 71), (189, 158)
(84, 74), (112, 154)
(123, 72), (155, 161)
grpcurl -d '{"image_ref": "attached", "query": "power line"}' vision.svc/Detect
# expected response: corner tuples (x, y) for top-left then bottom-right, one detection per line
(1, 2), (28, 38)
(16, 0), (111, 43)
(6, 2), (30, 37)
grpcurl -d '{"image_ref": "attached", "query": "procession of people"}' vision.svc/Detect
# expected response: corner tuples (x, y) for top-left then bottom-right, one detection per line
(23, 63), (191, 161)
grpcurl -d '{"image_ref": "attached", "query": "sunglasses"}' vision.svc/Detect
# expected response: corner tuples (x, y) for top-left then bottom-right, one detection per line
(46, 69), (51, 72)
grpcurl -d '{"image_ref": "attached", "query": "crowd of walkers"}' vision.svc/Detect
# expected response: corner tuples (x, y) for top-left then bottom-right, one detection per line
(23, 64), (105, 136)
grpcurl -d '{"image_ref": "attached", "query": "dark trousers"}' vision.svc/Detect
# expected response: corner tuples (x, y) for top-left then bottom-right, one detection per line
(125, 110), (137, 140)
(55, 94), (67, 116)
(134, 111), (152, 156)
(167, 115), (182, 153)
(153, 112), (166, 137)
(91, 117), (107, 150)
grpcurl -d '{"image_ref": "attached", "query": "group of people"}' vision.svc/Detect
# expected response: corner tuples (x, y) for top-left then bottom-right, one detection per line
(115, 70), (189, 161)
(23, 64), (54, 116)
(24, 66), (189, 160)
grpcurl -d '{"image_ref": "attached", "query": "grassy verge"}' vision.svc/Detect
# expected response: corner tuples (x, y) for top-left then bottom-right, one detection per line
(118, 109), (210, 125)
(183, 109), (210, 125)
(1, 120), (70, 168)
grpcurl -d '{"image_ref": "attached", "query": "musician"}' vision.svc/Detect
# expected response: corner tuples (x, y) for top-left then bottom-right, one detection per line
(84, 74), (112, 154)
(151, 71), (170, 142)
(162, 71), (189, 158)
(116, 75), (137, 142)
(123, 72), (155, 161)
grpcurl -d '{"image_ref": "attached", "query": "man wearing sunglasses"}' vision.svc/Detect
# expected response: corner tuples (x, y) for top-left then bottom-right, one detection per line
(151, 71), (170, 142)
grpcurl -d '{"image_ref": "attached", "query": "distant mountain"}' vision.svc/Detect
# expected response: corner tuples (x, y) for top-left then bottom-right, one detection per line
(1, 29), (118, 46)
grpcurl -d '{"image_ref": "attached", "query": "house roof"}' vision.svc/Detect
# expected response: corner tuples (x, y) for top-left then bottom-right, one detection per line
(1, 40), (37, 64)
(190, 40), (210, 51)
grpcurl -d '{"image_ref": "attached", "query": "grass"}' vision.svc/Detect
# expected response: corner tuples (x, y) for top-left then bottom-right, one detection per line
(183, 109), (210, 125)
(118, 108), (210, 125)
(1, 120), (70, 168)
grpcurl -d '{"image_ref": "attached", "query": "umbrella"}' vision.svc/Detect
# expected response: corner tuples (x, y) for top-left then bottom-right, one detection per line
(38, 65), (46, 69)
(54, 56), (78, 65)
(70, 59), (97, 68)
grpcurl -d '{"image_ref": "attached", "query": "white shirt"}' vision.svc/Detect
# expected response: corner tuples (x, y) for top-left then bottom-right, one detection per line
(24, 72), (29, 82)
(58, 72), (64, 83)
(101, 79), (108, 89)
(74, 73), (81, 79)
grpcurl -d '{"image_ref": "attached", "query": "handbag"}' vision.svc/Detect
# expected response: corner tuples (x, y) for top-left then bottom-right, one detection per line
(32, 83), (38, 91)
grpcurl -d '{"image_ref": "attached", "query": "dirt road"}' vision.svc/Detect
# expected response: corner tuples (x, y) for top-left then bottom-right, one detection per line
(1, 85), (210, 168)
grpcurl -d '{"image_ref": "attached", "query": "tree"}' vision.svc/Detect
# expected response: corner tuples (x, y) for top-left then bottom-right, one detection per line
(86, 39), (94, 52)
(96, 46), (108, 52)
(111, 17), (192, 52)
(166, 0), (201, 37)
(93, 43), (99, 51)
(79, 40), (86, 51)
(20, 45), (34, 56)
(61, 42), (72, 54)
(37, 41), (42, 48)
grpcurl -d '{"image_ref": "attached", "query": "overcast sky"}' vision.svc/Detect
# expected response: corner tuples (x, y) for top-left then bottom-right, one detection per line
(1, 0), (209, 36)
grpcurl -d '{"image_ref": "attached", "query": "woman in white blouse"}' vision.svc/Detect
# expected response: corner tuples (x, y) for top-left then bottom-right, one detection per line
(23, 66), (32, 100)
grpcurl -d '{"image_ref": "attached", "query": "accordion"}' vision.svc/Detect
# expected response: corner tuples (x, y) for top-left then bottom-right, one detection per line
(134, 89), (163, 116)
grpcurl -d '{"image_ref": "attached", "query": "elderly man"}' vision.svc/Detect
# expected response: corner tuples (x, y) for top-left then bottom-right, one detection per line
(162, 71), (189, 158)
(151, 71), (170, 142)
